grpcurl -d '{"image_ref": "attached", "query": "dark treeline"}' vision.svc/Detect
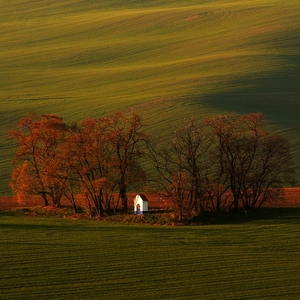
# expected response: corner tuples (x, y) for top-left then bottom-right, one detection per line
(9, 112), (295, 221)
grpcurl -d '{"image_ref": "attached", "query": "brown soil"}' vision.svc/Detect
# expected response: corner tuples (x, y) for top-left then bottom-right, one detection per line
(0, 193), (171, 211)
(0, 189), (299, 211)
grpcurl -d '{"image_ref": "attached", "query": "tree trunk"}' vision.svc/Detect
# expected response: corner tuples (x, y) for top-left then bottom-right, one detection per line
(119, 183), (128, 214)
(41, 192), (49, 206)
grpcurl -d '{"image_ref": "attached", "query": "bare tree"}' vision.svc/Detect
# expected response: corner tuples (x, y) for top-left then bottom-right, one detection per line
(108, 113), (148, 213)
(148, 118), (211, 221)
(205, 113), (295, 212)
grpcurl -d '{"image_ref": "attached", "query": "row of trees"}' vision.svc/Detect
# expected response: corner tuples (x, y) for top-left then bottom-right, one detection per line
(149, 113), (295, 221)
(9, 112), (147, 217)
(9, 112), (295, 221)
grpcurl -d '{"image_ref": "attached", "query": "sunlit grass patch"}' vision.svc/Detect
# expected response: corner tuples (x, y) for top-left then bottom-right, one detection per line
(0, 211), (300, 299)
(0, 0), (300, 194)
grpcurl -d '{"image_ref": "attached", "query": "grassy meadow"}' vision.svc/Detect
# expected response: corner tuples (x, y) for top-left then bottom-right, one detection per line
(1, 0), (300, 194)
(1, 209), (300, 299)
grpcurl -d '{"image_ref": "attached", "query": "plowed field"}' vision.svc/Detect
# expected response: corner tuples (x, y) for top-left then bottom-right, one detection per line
(1, 189), (299, 211)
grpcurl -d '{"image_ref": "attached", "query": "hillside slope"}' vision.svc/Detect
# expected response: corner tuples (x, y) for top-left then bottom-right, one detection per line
(1, 0), (300, 194)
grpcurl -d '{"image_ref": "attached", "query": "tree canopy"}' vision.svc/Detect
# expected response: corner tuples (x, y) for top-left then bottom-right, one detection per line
(9, 112), (148, 217)
(9, 112), (295, 221)
(148, 113), (295, 221)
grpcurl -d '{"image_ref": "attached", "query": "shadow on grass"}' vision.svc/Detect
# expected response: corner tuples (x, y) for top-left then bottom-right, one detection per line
(191, 207), (300, 225)
(190, 33), (300, 130)
(196, 70), (300, 133)
(1, 206), (299, 227)
(191, 56), (300, 184)
(249, 207), (300, 222)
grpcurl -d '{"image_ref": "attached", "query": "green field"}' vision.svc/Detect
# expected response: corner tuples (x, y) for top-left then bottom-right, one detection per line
(1, 209), (300, 299)
(1, 0), (300, 194)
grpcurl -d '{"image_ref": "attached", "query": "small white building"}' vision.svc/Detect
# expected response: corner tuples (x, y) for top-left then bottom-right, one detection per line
(133, 194), (149, 215)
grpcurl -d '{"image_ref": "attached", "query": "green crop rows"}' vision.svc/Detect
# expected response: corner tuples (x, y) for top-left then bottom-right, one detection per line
(1, 209), (300, 299)
(1, 0), (300, 194)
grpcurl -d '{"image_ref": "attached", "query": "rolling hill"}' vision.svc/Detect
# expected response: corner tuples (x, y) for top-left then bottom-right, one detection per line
(1, 0), (300, 195)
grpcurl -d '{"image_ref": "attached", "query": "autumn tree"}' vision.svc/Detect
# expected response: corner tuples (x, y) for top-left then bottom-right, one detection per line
(9, 113), (69, 207)
(60, 113), (148, 217)
(63, 117), (114, 218)
(11, 111), (291, 219)
(49, 124), (80, 213)
(10, 112), (148, 216)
